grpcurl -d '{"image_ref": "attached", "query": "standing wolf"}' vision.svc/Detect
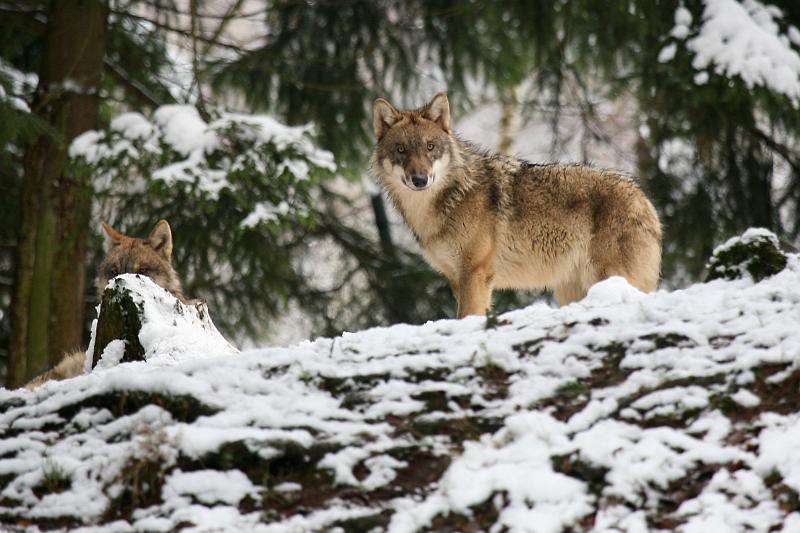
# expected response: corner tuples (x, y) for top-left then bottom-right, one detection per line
(25, 220), (186, 388)
(371, 92), (661, 318)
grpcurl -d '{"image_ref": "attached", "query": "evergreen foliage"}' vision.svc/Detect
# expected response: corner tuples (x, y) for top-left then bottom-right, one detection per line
(215, 0), (800, 281)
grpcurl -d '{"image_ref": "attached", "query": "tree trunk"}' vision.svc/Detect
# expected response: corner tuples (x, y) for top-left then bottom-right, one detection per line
(7, 0), (108, 388)
(497, 85), (521, 156)
(50, 164), (93, 363)
(370, 191), (394, 255)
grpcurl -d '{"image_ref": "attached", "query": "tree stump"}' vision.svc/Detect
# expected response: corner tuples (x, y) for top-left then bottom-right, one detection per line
(91, 285), (146, 369)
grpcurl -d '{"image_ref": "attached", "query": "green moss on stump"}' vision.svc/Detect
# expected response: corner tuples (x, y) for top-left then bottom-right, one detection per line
(706, 230), (787, 283)
(91, 286), (145, 368)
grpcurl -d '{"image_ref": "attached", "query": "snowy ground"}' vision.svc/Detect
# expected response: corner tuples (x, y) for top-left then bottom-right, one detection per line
(1, 250), (800, 531)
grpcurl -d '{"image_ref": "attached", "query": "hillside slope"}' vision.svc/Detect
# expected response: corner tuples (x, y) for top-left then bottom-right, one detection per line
(1, 241), (799, 532)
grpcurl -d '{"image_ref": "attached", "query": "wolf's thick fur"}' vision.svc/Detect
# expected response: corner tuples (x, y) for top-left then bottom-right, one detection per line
(371, 92), (662, 318)
(25, 220), (186, 389)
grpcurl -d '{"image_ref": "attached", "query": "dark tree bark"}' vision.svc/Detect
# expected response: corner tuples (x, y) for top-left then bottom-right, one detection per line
(91, 286), (145, 369)
(370, 191), (394, 256)
(7, 0), (109, 388)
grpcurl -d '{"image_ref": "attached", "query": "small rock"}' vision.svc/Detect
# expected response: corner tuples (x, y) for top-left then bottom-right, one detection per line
(706, 228), (787, 282)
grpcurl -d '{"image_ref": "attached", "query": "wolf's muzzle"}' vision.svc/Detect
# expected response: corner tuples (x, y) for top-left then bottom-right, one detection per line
(409, 174), (432, 190)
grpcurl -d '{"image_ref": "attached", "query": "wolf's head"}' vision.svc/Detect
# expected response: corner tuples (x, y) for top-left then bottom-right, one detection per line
(371, 92), (455, 192)
(96, 220), (185, 301)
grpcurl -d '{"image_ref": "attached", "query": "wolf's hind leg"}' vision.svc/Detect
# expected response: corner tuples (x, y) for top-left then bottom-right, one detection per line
(591, 235), (661, 294)
(553, 279), (588, 306)
(25, 349), (85, 389)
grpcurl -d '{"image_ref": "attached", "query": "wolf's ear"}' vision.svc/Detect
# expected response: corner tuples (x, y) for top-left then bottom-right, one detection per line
(101, 222), (125, 250)
(373, 98), (400, 141)
(422, 92), (451, 134)
(147, 219), (173, 261)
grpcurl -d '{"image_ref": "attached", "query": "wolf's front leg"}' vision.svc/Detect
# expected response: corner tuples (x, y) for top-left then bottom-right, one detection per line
(456, 267), (493, 318)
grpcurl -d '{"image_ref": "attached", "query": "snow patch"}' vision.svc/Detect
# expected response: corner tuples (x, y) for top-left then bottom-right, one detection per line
(240, 201), (291, 229)
(94, 339), (126, 370)
(110, 112), (154, 140)
(674, 0), (800, 102)
(152, 105), (218, 156)
(659, 42), (678, 63)
(163, 469), (258, 506)
(711, 226), (780, 257)
(731, 388), (761, 407)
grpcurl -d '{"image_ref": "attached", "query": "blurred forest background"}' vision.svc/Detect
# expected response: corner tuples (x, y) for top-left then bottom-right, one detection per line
(1, 0), (799, 388)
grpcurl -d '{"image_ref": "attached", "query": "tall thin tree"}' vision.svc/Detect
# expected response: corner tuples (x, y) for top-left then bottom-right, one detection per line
(7, 0), (109, 387)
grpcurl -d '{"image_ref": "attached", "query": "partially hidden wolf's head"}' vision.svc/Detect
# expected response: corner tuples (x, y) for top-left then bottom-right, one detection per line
(371, 92), (455, 192)
(96, 220), (185, 301)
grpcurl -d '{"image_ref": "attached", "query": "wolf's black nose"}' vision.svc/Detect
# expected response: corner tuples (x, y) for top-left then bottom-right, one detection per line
(410, 174), (429, 188)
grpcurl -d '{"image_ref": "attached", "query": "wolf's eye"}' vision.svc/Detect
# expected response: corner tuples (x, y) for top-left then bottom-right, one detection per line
(427, 142), (434, 151)
(396, 145), (405, 153)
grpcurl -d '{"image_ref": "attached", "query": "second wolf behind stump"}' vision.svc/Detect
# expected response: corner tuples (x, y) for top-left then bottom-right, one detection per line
(96, 219), (187, 302)
(26, 220), (188, 389)
(371, 92), (662, 318)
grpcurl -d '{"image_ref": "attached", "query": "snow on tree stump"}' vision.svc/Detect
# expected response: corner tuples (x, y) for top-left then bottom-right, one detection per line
(89, 274), (236, 370)
(705, 228), (787, 283)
